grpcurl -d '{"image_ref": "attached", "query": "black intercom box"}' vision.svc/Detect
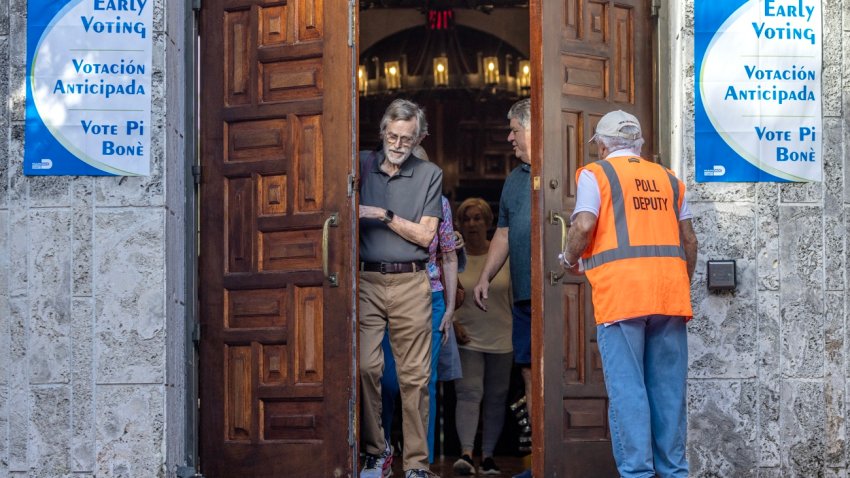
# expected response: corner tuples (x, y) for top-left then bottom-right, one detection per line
(707, 260), (736, 291)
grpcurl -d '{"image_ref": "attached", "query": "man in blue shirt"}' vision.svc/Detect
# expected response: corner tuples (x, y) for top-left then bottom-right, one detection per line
(472, 98), (533, 478)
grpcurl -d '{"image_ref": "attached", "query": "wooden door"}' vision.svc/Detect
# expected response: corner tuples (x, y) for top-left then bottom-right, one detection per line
(531, 0), (655, 476)
(198, 1), (356, 477)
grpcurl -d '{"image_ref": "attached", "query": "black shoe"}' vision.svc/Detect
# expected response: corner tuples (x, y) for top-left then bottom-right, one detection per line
(479, 456), (501, 475)
(452, 454), (475, 475)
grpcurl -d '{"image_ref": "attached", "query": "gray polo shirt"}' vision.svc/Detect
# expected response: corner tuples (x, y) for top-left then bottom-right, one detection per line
(359, 150), (443, 263)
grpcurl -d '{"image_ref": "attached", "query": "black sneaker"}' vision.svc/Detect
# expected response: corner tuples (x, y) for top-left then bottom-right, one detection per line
(452, 454), (476, 475)
(479, 457), (501, 475)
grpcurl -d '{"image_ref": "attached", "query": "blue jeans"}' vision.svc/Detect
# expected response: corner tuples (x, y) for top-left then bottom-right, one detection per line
(596, 315), (689, 478)
(382, 291), (445, 463)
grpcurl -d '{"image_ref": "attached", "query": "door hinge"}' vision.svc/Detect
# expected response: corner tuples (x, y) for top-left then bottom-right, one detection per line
(348, 173), (358, 198)
(650, 0), (661, 18)
(192, 0), (202, 12)
(191, 165), (202, 184)
(176, 465), (204, 478)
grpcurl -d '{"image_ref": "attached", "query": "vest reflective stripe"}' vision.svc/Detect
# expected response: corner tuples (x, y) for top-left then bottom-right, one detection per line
(666, 170), (681, 220)
(598, 159), (630, 247)
(584, 244), (686, 270)
(584, 158), (686, 272)
(665, 169), (684, 250)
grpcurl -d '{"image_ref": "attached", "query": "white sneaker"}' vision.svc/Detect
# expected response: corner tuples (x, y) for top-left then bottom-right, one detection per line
(404, 470), (439, 478)
(380, 441), (393, 477)
(360, 441), (393, 478)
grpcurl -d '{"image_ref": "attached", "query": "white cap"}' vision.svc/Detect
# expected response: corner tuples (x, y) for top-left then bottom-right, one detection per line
(589, 110), (642, 143)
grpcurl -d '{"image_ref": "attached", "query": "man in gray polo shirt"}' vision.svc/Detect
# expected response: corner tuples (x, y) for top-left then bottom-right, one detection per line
(358, 99), (443, 478)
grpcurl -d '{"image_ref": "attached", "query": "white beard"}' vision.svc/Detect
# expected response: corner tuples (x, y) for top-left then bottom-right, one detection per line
(383, 145), (412, 166)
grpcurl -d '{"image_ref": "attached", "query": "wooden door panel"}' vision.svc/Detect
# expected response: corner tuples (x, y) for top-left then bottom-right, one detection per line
(200, 0), (354, 476)
(562, 55), (607, 99)
(561, 283), (583, 385)
(225, 10), (253, 106)
(612, 5), (635, 104)
(585, 2), (608, 44)
(535, 0), (653, 476)
(561, 111), (580, 207)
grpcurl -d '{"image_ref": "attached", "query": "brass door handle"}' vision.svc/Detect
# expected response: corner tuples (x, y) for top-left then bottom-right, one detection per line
(322, 213), (339, 287)
(549, 210), (568, 286)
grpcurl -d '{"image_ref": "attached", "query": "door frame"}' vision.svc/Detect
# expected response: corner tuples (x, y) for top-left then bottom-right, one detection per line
(165, 0), (200, 475)
(179, 0), (673, 474)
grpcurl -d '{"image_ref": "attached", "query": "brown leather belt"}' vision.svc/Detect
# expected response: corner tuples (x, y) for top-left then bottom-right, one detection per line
(360, 261), (427, 274)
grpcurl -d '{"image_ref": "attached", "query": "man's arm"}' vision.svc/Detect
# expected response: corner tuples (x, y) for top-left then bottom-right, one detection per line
(562, 211), (597, 273)
(679, 218), (698, 281)
(359, 205), (438, 248)
(473, 227), (510, 311)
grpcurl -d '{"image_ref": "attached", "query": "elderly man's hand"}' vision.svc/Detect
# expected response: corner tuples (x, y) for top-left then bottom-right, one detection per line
(559, 253), (585, 275)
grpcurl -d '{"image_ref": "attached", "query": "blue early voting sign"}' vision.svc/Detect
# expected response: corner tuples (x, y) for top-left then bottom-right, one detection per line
(25, 0), (153, 176)
(695, 0), (822, 182)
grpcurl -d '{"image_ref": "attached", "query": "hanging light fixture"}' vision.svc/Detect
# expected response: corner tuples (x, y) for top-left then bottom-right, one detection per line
(384, 61), (401, 90)
(358, 65), (368, 95)
(517, 59), (531, 95)
(359, 7), (527, 98)
(433, 56), (449, 87)
(483, 56), (500, 85)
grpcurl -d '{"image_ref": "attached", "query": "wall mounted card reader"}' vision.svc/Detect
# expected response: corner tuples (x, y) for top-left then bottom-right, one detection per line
(707, 260), (736, 291)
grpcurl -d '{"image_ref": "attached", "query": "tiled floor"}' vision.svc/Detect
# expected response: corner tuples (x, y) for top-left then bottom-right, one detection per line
(388, 454), (530, 477)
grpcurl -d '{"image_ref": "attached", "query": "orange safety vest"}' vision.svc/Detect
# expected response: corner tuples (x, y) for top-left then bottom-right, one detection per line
(577, 155), (693, 325)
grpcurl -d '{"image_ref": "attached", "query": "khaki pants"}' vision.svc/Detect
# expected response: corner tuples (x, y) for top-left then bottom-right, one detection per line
(360, 270), (433, 471)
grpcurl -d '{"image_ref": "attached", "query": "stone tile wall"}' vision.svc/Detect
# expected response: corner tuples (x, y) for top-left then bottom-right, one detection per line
(678, 0), (849, 476)
(0, 1), (171, 476)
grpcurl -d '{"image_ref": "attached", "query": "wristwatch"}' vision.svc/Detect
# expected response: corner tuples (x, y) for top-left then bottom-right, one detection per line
(381, 209), (395, 224)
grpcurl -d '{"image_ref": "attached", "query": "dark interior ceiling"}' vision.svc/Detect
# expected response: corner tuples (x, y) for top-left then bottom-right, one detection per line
(360, 0), (528, 9)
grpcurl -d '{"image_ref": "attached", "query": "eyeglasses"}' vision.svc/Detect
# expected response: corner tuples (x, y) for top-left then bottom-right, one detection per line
(385, 132), (416, 147)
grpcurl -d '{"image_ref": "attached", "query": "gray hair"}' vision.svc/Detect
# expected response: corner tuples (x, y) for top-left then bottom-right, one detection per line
(507, 98), (531, 130)
(412, 145), (429, 161)
(379, 99), (428, 139)
(593, 125), (644, 154)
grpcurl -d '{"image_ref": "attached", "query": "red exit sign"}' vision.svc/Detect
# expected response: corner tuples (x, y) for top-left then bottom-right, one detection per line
(428, 8), (454, 30)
